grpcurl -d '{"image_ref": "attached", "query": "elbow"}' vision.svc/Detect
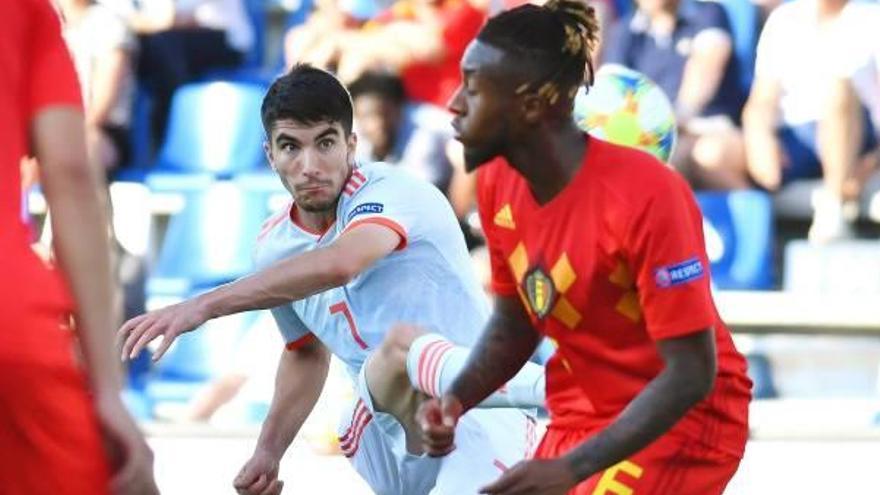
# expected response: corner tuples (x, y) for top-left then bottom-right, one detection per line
(683, 357), (717, 405)
(667, 354), (717, 407)
(324, 251), (363, 287)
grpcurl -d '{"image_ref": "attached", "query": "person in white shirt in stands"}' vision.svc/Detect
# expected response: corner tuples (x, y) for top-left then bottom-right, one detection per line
(60, 0), (138, 174)
(743, 0), (880, 242)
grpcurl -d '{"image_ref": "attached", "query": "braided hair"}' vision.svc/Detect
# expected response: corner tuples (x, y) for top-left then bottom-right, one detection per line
(477, 0), (599, 106)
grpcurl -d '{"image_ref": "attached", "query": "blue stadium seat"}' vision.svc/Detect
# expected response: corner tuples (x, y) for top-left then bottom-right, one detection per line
(142, 310), (260, 409)
(147, 181), (271, 296)
(145, 81), (268, 191)
(696, 190), (775, 290)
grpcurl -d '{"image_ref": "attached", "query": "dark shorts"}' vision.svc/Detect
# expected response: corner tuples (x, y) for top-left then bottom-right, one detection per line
(778, 110), (878, 185)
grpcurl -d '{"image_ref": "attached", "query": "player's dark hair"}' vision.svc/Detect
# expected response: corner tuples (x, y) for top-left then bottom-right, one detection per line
(477, 0), (599, 105)
(348, 71), (407, 105)
(261, 64), (354, 135)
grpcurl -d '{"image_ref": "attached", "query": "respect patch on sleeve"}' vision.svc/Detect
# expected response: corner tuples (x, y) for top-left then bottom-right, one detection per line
(347, 202), (384, 222)
(654, 257), (705, 288)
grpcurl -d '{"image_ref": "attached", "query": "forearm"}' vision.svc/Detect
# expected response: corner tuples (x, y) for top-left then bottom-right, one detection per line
(86, 51), (129, 127)
(256, 344), (331, 458)
(563, 365), (712, 481)
(743, 104), (781, 166)
(198, 248), (350, 320)
(37, 110), (121, 394)
(677, 40), (732, 121)
(448, 309), (541, 412)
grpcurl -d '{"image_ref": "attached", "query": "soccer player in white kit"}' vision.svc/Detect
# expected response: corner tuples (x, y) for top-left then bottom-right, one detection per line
(119, 65), (544, 495)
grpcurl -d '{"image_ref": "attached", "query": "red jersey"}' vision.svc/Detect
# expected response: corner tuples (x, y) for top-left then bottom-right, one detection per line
(478, 137), (752, 457)
(1, 0), (82, 364)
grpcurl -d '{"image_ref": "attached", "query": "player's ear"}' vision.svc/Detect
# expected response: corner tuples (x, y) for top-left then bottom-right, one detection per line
(263, 140), (276, 171)
(347, 131), (358, 164)
(519, 92), (547, 125)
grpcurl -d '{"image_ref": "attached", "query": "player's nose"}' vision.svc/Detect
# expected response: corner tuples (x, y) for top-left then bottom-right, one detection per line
(447, 86), (465, 116)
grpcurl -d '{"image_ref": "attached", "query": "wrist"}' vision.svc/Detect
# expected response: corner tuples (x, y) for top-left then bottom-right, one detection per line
(255, 437), (287, 460)
(562, 451), (596, 484)
(194, 291), (219, 321)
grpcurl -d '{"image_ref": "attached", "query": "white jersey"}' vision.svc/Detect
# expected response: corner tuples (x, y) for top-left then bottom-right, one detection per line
(253, 162), (490, 378)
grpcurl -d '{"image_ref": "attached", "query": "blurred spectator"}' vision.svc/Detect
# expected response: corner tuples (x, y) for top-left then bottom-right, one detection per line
(350, 71), (455, 193)
(286, 0), (487, 107)
(60, 0), (137, 174)
(106, 0), (255, 150)
(742, 0), (880, 242)
(603, 0), (749, 190)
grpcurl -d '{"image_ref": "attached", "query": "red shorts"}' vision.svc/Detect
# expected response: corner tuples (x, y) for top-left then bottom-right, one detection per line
(535, 426), (743, 495)
(0, 359), (111, 494)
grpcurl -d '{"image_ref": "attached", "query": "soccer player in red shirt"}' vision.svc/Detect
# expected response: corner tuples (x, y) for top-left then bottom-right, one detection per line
(0, 1), (157, 493)
(417, 1), (752, 494)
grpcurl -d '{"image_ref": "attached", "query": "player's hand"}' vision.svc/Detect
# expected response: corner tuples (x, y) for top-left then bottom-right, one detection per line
(233, 448), (283, 495)
(416, 394), (463, 457)
(479, 458), (578, 495)
(118, 298), (209, 361)
(96, 394), (159, 495)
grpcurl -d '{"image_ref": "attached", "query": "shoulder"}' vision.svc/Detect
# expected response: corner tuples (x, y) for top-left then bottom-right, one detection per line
(256, 202), (292, 245)
(350, 161), (429, 194)
(345, 162), (445, 210)
(593, 139), (688, 205)
(763, 1), (803, 30)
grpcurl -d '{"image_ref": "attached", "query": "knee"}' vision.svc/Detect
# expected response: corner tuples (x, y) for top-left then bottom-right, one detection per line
(375, 324), (425, 374)
(692, 131), (745, 171)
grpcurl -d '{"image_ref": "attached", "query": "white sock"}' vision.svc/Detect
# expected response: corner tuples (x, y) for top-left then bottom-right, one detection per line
(406, 333), (546, 408)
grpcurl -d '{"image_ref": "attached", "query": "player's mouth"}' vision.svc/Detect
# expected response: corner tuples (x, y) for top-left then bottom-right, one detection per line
(296, 183), (331, 194)
(451, 119), (464, 141)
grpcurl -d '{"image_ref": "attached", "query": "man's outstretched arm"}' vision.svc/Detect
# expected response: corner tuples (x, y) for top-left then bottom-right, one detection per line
(119, 222), (400, 360)
(478, 329), (717, 495)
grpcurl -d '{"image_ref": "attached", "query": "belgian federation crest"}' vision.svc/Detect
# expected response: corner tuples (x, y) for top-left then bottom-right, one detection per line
(525, 267), (557, 319)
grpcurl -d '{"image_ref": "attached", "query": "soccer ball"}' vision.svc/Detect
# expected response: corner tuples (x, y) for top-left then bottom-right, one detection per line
(573, 64), (677, 162)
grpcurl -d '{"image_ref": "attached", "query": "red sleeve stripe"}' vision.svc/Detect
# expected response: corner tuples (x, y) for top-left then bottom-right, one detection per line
(343, 217), (408, 251)
(343, 170), (368, 196)
(285, 333), (316, 351)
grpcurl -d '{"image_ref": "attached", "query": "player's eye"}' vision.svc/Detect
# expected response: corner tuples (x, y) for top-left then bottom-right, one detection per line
(280, 142), (298, 153)
(318, 138), (336, 150)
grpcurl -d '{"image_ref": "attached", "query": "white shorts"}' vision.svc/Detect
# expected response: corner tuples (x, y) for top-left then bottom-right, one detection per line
(336, 365), (539, 495)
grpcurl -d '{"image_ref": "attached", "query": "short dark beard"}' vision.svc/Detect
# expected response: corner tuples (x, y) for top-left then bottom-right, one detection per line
(297, 198), (339, 213)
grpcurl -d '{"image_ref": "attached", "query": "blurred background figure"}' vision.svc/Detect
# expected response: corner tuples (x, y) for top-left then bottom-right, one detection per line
(105, 0), (255, 151)
(285, 0), (487, 107)
(350, 71), (455, 195)
(603, 0), (750, 190)
(59, 0), (137, 175)
(742, 0), (880, 242)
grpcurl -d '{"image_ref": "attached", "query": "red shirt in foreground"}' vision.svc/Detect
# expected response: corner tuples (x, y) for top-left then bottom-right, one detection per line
(1, 0), (82, 364)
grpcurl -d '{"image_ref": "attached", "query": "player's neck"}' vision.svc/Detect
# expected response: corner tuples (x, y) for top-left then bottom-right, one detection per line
(506, 122), (586, 206)
(291, 204), (336, 234)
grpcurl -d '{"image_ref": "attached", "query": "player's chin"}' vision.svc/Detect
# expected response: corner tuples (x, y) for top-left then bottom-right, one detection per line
(297, 195), (337, 213)
(463, 145), (497, 172)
